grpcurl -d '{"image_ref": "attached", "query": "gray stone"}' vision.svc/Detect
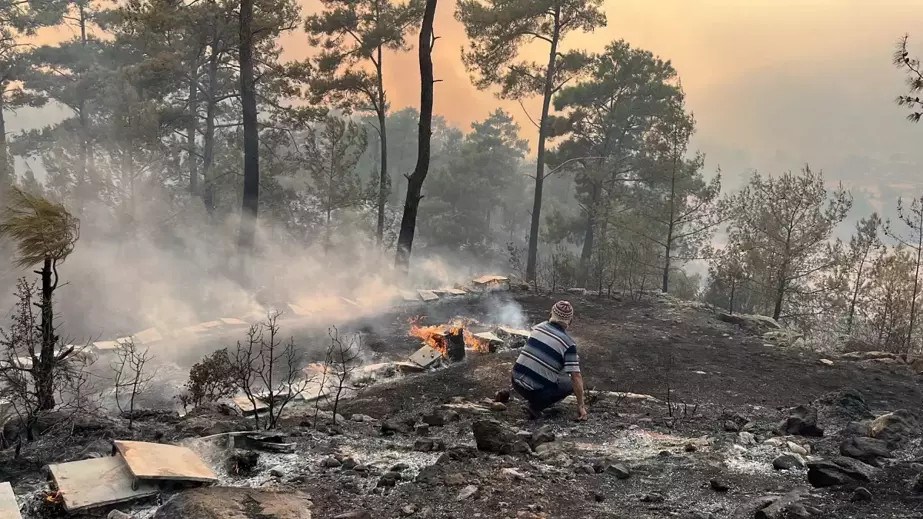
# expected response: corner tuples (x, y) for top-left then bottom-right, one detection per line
(840, 436), (892, 466)
(851, 487), (873, 502)
(807, 457), (876, 488)
(456, 485), (479, 501)
(710, 479), (729, 492)
(107, 512), (133, 519)
(781, 406), (824, 437)
(472, 419), (529, 454)
(772, 454), (805, 471)
(378, 471), (402, 487)
(269, 466), (285, 478)
(640, 492), (665, 503)
(606, 464), (631, 480)
(574, 463), (595, 475)
(321, 457), (341, 468)
(870, 409), (920, 448)
(738, 432), (756, 445)
(332, 512), (371, 519)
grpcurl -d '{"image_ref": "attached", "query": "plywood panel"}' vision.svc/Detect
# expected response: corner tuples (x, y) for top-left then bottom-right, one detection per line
(0, 482), (22, 519)
(417, 290), (439, 302)
(114, 441), (217, 483)
(48, 454), (158, 512)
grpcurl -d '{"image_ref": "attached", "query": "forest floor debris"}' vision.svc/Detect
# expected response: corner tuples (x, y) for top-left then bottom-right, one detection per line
(4, 293), (923, 518)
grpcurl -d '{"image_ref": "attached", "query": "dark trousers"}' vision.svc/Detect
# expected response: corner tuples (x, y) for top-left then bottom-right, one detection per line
(512, 374), (574, 412)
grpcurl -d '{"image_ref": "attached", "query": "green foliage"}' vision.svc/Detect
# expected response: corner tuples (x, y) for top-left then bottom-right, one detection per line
(182, 348), (238, 409)
(455, 0), (606, 98)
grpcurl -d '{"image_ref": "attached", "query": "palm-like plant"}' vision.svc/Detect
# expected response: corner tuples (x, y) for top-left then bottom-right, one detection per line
(0, 186), (79, 410)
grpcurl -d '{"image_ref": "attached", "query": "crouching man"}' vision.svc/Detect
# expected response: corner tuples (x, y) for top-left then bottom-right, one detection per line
(511, 300), (587, 421)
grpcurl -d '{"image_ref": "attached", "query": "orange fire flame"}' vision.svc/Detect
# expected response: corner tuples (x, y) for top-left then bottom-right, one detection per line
(408, 316), (490, 355)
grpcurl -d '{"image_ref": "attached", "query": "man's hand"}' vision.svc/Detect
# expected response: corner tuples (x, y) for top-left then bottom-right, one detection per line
(577, 405), (588, 421)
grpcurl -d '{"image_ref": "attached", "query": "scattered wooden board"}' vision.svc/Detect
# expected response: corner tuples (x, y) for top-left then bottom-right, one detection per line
(417, 290), (439, 302)
(400, 291), (421, 302)
(445, 288), (467, 295)
(472, 275), (509, 285)
(114, 440), (218, 483)
(498, 326), (531, 338)
(473, 331), (503, 344)
(232, 395), (269, 414)
(48, 454), (158, 512)
(0, 482), (21, 519)
(409, 345), (442, 368)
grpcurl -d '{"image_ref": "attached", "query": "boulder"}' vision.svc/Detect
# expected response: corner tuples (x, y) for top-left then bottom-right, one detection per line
(472, 419), (529, 454)
(378, 471), (402, 487)
(153, 487), (312, 519)
(381, 419), (413, 436)
(851, 487), (873, 502)
(606, 464), (631, 480)
(780, 406), (824, 437)
(807, 457), (877, 488)
(870, 409), (920, 448)
(839, 437), (892, 466)
(413, 438), (446, 452)
(716, 312), (781, 334)
(772, 454), (805, 471)
(816, 388), (873, 421)
(530, 425), (556, 449)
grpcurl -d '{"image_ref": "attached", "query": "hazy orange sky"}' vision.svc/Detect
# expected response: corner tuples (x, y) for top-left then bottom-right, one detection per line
(287, 0), (923, 192)
(17, 0), (923, 195)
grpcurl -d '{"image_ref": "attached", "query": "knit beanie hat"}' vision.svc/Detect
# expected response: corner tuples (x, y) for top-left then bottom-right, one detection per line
(549, 300), (574, 326)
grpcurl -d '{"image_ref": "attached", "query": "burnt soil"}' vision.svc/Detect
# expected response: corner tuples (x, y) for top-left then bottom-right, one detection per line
(6, 292), (923, 519)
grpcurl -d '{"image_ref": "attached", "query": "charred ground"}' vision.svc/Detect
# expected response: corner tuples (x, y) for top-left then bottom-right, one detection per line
(5, 292), (923, 519)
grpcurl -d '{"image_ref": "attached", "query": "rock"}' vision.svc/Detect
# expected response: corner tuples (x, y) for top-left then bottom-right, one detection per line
(456, 485), (479, 501)
(870, 409), (920, 448)
(495, 389), (511, 403)
(472, 419), (529, 454)
(911, 472), (923, 493)
(772, 454), (805, 471)
(717, 312), (781, 334)
(685, 443), (698, 452)
(491, 402), (508, 412)
(321, 457), (342, 468)
(108, 511), (134, 519)
(390, 462), (410, 472)
(332, 513), (371, 519)
(780, 406), (824, 437)
(340, 458), (358, 470)
(606, 464), (631, 479)
(502, 468), (528, 480)
(753, 489), (808, 519)
(851, 487), (873, 502)
(709, 479), (729, 492)
(840, 436), (892, 466)
(738, 432), (756, 445)
(401, 505), (417, 516)
(269, 466), (285, 478)
(229, 450), (259, 475)
(153, 487), (313, 519)
(414, 438), (446, 452)
(574, 463), (595, 475)
(437, 445), (479, 463)
(381, 419), (413, 435)
(817, 389), (873, 420)
(846, 421), (872, 437)
(378, 471), (402, 487)
(443, 473), (466, 486)
(530, 425), (556, 449)
(819, 359), (834, 366)
(350, 414), (374, 422)
(415, 424), (430, 435)
(807, 457), (877, 488)
(724, 420), (740, 432)
(786, 441), (808, 456)
(729, 496), (782, 519)
(640, 492), (665, 503)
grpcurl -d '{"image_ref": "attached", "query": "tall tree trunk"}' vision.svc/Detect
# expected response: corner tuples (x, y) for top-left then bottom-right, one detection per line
(202, 51), (219, 217)
(375, 47), (388, 246)
(36, 258), (56, 410)
(0, 94), (9, 195)
(237, 0), (259, 258)
(846, 248), (870, 335)
(76, 3), (90, 207)
(394, 0), (437, 270)
(525, 7), (561, 282)
(577, 206), (594, 287)
(187, 71), (199, 194)
(907, 212), (923, 350)
(772, 263), (787, 321)
(662, 151), (679, 293)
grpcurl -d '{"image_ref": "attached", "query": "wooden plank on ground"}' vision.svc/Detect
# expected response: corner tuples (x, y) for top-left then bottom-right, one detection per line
(418, 290), (439, 302)
(0, 482), (21, 519)
(114, 440), (218, 483)
(232, 395), (269, 414)
(472, 275), (509, 285)
(48, 454), (158, 512)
